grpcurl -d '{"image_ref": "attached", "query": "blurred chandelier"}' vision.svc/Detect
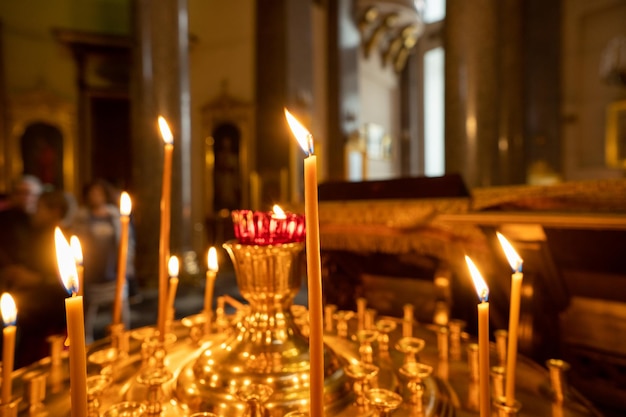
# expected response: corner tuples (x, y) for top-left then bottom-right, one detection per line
(355, 0), (424, 72)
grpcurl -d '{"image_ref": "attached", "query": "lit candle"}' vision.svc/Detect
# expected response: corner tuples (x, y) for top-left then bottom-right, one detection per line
(167, 256), (179, 322)
(70, 236), (84, 297)
(113, 192), (132, 326)
(204, 247), (218, 315)
(55, 227), (87, 417)
(496, 232), (524, 407)
(466, 255), (490, 417)
(285, 108), (324, 417)
(1, 293), (16, 404)
(158, 116), (174, 341)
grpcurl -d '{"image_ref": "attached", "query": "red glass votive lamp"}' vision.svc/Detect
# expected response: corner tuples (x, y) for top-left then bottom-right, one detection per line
(232, 209), (305, 245)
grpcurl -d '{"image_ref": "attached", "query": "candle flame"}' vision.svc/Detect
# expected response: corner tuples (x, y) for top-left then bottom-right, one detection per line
(284, 108), (314, 155)
(207, 247), (218, 272)
(496, 232), (523, 272)
(168, 255), (179, 278)
(0, 293), (17, 326)
(55, 227), (79, 295)
(158, 116), (174, 145)
(465, 255), (489, 302)
(69, 235), (83, 265)
(272, 204), (287, 219)
(120, 191), (132, 216)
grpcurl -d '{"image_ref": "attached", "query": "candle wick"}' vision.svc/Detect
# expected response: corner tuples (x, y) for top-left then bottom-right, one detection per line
(307, 134), (314, 156)
(480, 289), (489, 303)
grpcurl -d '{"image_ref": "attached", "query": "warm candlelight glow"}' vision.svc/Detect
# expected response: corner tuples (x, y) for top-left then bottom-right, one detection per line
(465, 256), (489, 302)
(0, 293), (16, 326)
(70, 236), (83, 265)
(158, 115), (174, 144)
(55, 227), (79, 294)
(272, 204), (287, 219)
(120, 191), (132, 216)
(285, 107), (323, 417)
(497, 231), (524, 407)
(207, 247), (218, 272)
(168, 256), (180, 278)
(284, 108), (314, 155)
(57, 229), (88, 416)
(1, 292), (16, 405)
(496, 232), (523, 272)
(465, 255), (490, 417)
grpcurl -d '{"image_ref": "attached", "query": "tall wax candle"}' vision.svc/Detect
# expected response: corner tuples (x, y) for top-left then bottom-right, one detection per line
(496, 232), (524, 407)
(167, 256), (179, 321)
(70, 236), (84, 297)
(466, 256), (490, 417)
(1, 293), (16, 404)
(285, 109), (324, 417)
(113, 192), (132, 326)
(55, 228), (87, 417)
(204, 247), (218, 315)
(158, 116), (174, 342)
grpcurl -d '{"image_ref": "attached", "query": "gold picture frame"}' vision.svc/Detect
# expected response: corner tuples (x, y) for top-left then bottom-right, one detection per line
(605, 99), (626, 168)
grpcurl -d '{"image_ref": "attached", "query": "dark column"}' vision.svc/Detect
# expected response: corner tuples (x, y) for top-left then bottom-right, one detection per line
(132, 0), (194, 284)
(445, 0), (498, 188)
(327, 0), (360, 181)
(0, 21), (7, 191)
(402, 52), (420, 176)
(498, 0), (525, 184)
(445, 0), (525, 187)
(255, 0), (313, 184)
(523, 0), (562, 179)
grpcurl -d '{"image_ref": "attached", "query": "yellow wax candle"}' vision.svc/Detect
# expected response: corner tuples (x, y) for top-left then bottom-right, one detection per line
(158, 116), (174, 341)
(167, 256), (179, 321)
(204, 247), (218, 314)
(113, 192), (132, 325)
(1, 293), (16, 404)
(466, 256), (490, 417)
(496, 232), (524, 406)
(55, 228), (87, 417)
(285, 108), (324, 417)
(70, 236), (83, 297)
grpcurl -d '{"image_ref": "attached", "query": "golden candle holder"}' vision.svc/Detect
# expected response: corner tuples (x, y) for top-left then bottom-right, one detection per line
(0, 237), (606, 417)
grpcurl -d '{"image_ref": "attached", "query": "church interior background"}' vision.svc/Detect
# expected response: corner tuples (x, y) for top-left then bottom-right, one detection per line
(1, 0), (626, 416)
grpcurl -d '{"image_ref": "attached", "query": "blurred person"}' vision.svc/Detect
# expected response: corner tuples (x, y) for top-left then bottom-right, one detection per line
(0, 175), (43, 274)
(2, 175), (43, 214)
(71, 179), (134, 342)
(0, 189), (69, 367)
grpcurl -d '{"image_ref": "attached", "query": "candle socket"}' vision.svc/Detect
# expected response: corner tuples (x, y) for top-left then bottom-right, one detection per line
(324, 304), (337, 333)
(490, 366), (506, 400)
(356, 297), (367, 330)
(375, 319), (397, 354)
(437, 326), (449, 360)
(109, 323), (129, 356)
(467, 343), (479, 381)
(46, 334), (66, 367)
(402, 304), (414, 337)
(493, 396), (522, 417)
(23, 371), (46, 414)
(0, 398), (19, 417)
(449, 319), (466, 361)
(494, 329), (508, 367)
(182, 314), (208, 345)
(546, 359), (570, 403)
(215, 297), (228, 332)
